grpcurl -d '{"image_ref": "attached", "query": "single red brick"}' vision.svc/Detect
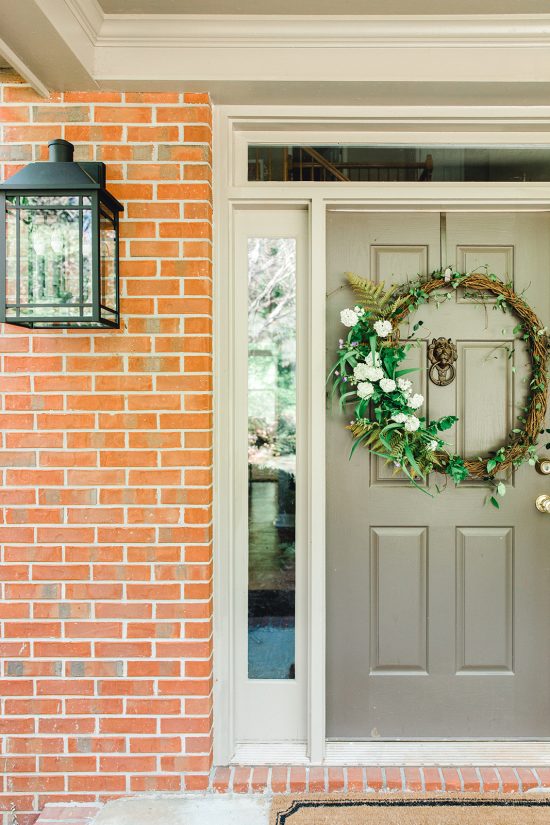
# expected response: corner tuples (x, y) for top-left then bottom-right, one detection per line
(459, 767), (481, 791)
(498, 767), (520, 793)
(229, 766), (251, 793)
(423, 767), (443, 791)
(309, 767), (326, 792)
(479, 768), (501, 791)
(127, 126), (179, 142)
(385, 767), (403, 790)
(250, 766), (269, 792)
(289, 766), (306, 793)
(516, 768), (539, 790)
(126, 92), (180, 103)
(328, 767), (345, 792)
(404, 767), (423, 791)
(185, 774), (210, 791)
(442, 768), (462, 792)
(271, 766), (288, 793)
(94, 106), (152, 123)
(345, 766), (364, 792)
(132, 775), (183, 792)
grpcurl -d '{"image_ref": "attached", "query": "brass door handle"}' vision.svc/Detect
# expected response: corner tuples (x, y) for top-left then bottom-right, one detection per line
(535, 494), (550, 514)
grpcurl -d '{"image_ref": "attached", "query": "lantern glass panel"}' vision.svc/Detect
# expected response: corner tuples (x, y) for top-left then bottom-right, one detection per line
(99, 207), (118, 325)
(19, 195), (88, 207)
(5, 196), (94, 326)
(5, 204), (17, 307)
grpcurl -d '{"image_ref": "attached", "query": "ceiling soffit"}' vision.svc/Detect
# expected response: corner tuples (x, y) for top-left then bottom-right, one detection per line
(2, 0), (550, 103)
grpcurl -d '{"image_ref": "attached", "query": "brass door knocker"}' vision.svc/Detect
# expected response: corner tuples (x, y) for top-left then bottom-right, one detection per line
(428, 337), (458, 386)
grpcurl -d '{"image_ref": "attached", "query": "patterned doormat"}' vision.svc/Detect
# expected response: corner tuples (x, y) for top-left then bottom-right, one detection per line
(271, 795), (550, 824)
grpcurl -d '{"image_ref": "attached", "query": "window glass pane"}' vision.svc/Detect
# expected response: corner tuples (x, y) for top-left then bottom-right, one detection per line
(248, 237), (296, 680)
(248, 144), (550, 182)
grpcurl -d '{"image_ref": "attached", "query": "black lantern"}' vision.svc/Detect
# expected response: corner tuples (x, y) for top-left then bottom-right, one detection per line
(0, 139), (123, 328)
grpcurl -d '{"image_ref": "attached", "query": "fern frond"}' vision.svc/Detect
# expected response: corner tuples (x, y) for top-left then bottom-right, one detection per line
(345, 272), (407, 318)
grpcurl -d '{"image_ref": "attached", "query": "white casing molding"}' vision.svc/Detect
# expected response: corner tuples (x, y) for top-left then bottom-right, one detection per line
(213, 104), (550, 767)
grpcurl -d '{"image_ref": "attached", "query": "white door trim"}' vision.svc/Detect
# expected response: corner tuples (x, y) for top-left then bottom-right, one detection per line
(213, 105), (550, 767)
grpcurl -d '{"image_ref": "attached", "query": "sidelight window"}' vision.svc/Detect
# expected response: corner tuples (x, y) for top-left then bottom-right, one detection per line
(247, 237), (297, 680)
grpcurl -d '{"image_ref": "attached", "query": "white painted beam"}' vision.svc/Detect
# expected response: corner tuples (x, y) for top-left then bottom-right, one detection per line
(0, 37), (49, 98)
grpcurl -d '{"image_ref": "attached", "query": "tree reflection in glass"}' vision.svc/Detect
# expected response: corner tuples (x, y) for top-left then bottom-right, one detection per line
(247, 237), (297, 680)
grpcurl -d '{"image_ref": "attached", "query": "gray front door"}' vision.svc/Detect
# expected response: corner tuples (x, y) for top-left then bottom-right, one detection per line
(326, 211), (550, 739)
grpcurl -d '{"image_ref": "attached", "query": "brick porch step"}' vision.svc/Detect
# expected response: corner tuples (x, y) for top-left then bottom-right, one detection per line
(33, 767), (550, 825)
(210, 765), (550, 795)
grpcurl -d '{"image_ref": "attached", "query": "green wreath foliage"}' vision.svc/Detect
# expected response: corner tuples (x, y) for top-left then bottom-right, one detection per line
(329, 268), (549, 506)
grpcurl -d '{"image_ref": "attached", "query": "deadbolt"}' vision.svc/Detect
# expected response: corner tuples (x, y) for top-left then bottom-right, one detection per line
(536, 459), (550, 476)
(535, 494), (550, 514)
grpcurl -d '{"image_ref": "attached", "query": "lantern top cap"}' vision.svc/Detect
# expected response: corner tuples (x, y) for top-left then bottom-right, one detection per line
(0, 140), (123, 212)
(48, 139), (75, 163)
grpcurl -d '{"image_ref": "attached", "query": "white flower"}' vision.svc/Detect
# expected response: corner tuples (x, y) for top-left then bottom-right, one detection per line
(373, 319), (393, 338)
(391, 413), (408, 424)
(444, 267), (453, 283)
(365, 351), (381, 367)
(364, 366), (384, 382)
(429, 440), (438, 452)
(354, 306), (365, 317)
(397, 378), (412, 394)
(408, 393), (424, 410)
(404, 415), (420, 432)
(353, 363), (370, 381)
(356, 381), (374, 399)
(340, 308), (359, 328)
(379, 378), (397, 393)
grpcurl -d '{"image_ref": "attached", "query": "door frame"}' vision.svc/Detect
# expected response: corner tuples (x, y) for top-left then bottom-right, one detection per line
(213, 104), (550, 767)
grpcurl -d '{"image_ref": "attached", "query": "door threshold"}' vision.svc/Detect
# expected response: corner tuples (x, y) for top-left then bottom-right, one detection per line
(233, 742), (309, 765)
(325, 741), (550, 766)
(233, 741), (550, 766)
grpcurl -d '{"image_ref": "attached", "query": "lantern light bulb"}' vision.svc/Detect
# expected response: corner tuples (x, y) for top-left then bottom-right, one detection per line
(50, 226), (64, 256)
(31, 226), (48, 257)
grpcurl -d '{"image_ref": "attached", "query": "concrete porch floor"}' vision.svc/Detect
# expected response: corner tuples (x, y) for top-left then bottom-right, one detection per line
(33, 766), (550, 825)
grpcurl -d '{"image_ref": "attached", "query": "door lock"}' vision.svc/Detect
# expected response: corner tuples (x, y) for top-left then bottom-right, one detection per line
(536, 458), (550, 476)
(535, 494), (550, 514)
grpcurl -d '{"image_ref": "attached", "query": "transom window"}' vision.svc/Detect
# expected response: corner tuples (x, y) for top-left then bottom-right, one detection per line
(248, 144), (550, 183)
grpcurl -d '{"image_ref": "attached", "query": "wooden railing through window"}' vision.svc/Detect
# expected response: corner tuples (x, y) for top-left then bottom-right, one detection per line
(249, 146), (434, 182)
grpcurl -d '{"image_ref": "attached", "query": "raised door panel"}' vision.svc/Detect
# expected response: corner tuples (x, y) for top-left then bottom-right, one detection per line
(370, 245), (428, 284)
(370, 527), (428, 673)
(456, 244), (514, 303)
(456, 527), (514, 674)
(456, 341), (514, 461)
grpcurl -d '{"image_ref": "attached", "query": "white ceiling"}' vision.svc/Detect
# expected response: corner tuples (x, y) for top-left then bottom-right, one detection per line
(98, 0), (550, 14)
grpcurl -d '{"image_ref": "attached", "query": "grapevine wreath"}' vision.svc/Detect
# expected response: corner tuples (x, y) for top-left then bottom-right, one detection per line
(329, 268), (549, 506)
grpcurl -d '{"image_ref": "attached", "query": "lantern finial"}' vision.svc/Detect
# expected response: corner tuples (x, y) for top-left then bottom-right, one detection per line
(48, 139), (75, 163)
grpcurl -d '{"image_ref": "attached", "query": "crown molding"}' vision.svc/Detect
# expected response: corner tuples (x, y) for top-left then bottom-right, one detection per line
(67, 4), (550, 49)
(64, 0), (104, 44)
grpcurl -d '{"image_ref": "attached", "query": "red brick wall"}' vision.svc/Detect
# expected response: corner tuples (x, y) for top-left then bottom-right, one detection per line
(0, 81), (213, 824)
